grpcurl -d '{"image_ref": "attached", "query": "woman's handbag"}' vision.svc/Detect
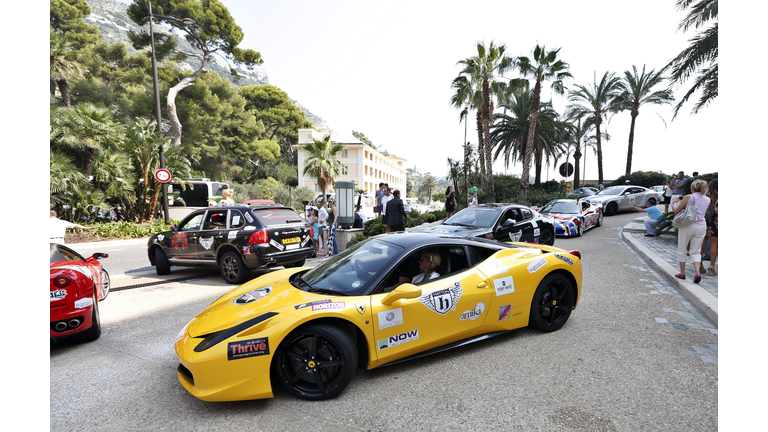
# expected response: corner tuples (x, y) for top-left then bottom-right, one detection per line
(672, 194), (698, 228)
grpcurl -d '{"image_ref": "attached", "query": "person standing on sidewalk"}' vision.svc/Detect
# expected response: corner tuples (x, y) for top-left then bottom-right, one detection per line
(467, 181), (478, 206)
(50, 210), (94, 245)
(673, 179), (710, 283)
(380, 188), (394, 232)
(326, 199), (338, 257)
(662, 180), (673, 212)
(701, 178), (718, 275)
(633, 201), (662, 236)
(671, 171), (687, 197)
(317, 202), (328, 253)
(385, 190), (408, 232)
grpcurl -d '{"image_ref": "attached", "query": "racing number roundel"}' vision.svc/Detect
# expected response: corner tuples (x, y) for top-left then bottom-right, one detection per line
(155, 169), (171, 183)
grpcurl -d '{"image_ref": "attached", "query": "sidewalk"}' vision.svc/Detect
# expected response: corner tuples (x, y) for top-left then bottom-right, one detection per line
(623, 217), (718, 325)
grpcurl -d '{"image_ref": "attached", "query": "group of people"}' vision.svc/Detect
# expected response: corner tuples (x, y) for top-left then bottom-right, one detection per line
(375, 182), (409, 233)
(442, 182), (475, 219)
(634, 171), (718, 284)
(306, 200), (339, 257)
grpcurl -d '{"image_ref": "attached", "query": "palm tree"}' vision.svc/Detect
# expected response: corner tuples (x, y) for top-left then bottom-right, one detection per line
(451, 75), (485, 179)
(665, 0), (718, 118)
(455, 41), (515, 203)
(50, 102), (125, 177)
(420, 174), (438, 205)
(50, 29), (87, 107)
(301, 134), (345, 205)
(490, 90), (565, 187)
(614, 65), (674, 175)
(565, 71), (622, 185)
(50, 149), (88, 210)
(514, 45), (572, 202)
(559, 120), (594, 189)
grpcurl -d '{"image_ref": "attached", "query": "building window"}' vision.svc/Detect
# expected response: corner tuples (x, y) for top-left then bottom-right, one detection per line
(342, 149), (348, 158)
(342, 165), (348, 175)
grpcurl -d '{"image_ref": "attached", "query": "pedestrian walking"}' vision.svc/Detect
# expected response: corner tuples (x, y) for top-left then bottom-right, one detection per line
(381, 187), (393, 232)
(50, 210), (94, 244)
(317, 202), (328, 253)
(326, 199), (338, 257)
(445, 186), (457, 218)
(385, 190), (408, 232)
(662, 180), (672, 212)
(673, 179), (710, 283)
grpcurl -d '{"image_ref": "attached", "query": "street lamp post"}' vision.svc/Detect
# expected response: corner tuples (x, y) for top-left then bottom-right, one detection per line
(147, 4), (196, 223)
(583, 137), (588, 186)
(148, 3), (169, 223)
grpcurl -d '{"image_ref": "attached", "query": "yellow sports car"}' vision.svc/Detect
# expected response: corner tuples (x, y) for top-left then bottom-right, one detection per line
(175, 232), (582, 401)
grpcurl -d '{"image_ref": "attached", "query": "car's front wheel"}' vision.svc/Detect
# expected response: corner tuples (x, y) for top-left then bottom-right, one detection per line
(597, 210), (604, 227)
(155, 248), (170, 275)
(605, 202), (618, 216)
(274, 324), (357, 400)
(100, 269), (110, 301)
(647, 197), (657, 206)
(220, 251), (250, 284)
(529, 273), (575, 332)
(576, 221), (585, 237)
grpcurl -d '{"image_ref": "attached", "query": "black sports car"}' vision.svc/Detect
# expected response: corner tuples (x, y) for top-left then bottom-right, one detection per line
(147, 204), (315, 284)
(418, 204), (556, 246)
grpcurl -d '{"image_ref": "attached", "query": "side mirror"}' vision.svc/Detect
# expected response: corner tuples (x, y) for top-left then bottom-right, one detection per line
(91, 253), (109, 260)
(502, 218), (514, 227)
(381, 284), (422, 305)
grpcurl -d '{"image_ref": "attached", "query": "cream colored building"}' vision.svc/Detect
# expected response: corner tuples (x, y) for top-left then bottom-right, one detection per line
(294, 129), (407, 206)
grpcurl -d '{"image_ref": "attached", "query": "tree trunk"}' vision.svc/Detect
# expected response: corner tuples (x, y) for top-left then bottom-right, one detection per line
(482, 79), (495, 203)
(573, 150), (582, 189)
(534, 148), (543, 188)
(625, 111), (638, 175)
(475, 112), (485, 179)
(596, 120), (604, 185)
(519, 80), (542, 202)
(83, 146), (95, 177)
(166, 57), (209, 148)
(243, 158), (260, 182)
(56, 78), (71, 108)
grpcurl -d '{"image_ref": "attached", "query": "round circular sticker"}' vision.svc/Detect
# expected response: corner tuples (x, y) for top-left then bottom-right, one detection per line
(352, 281), (361, 288)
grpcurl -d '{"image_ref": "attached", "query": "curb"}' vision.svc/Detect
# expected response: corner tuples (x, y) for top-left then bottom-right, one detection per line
(65, 237), (151, 249)
(621, 227), (718, 325)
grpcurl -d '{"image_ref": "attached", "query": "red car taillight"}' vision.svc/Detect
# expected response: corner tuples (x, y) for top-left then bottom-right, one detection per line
(248, 230), (269, 244)
(53, 275), (71, 288)
(309, 226), (314, 238)
(566, 250), (582, 260)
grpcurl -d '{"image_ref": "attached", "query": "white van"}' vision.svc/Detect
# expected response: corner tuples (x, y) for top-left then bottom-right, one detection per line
(166, 178), (230, 221)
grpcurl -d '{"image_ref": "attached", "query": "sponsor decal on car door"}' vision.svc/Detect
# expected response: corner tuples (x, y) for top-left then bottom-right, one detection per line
(369, 267), (492, 364)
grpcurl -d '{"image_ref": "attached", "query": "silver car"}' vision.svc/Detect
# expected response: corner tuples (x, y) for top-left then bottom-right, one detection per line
(583, 185), (661, 216)
(567, 187), (599, 199)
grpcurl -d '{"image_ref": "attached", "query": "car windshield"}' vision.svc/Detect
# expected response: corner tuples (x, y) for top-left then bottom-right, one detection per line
(540, 201), (580, 214)
(443, 207), (500, 228)
(597, 186), (625, 196)
(299, 238), (404, 296)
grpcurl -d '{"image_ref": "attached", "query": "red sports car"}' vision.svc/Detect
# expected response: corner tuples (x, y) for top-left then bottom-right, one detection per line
(538, 199), (603, 237)
(50, 243), (110, 343)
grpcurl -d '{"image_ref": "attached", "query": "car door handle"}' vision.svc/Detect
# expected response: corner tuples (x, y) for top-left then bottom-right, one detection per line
(477, 281), (489, 289)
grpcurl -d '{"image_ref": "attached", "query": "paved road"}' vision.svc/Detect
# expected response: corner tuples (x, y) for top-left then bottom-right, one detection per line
(50, 211), (717, 431)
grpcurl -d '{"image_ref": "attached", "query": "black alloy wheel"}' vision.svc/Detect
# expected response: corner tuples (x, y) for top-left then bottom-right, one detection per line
(647, 198), (657, 206)
(220, 251), (250, 284)
(605, 202), (618, 216)
(529, 273), (575, 332)
(274, 324), (357, 400)
(100, 269), (110, 301)
(155, 248), (171, 275)
(540, 228), (555, 246)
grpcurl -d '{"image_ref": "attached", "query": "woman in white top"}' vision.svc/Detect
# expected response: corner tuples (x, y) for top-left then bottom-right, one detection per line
(672, 179), (710, 284)
(218, 188), (235, 206)
(411, 250), (441, 284)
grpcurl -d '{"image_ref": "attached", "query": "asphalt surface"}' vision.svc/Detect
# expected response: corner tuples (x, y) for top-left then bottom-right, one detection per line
(50, 211), (718, 431)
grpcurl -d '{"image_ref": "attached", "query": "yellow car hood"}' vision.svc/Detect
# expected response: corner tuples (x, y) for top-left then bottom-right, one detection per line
(187, 268), (325, 338)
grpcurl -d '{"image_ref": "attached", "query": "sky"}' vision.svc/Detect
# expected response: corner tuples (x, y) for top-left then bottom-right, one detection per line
(213, 0), (721, 182)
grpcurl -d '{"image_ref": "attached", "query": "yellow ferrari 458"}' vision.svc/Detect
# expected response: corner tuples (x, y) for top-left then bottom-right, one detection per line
(175, 232), (582, 401)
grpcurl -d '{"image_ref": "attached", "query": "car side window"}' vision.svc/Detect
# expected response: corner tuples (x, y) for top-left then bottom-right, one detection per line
(467, 245), (497, 267)
(521, 208), (533, 220)
(56, 245), (85, 262)
(179, 213), (204, 232)
(229, 210), (245, 229)
(203, 210), (228, 230)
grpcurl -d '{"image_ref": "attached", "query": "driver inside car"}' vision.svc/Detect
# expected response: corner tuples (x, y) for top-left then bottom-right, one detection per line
(383, 250), (441, 292)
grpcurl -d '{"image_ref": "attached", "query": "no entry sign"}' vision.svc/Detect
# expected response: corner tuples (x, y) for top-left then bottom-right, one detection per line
(155, 169), (171, 183)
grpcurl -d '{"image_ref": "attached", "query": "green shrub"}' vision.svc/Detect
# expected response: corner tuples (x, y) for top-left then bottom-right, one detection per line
(363, 218), (387, 237)
(88, 219), (179, 239)
(344, 233), (367, 248)
(423, 213), (436, 223)
(611, 171), (670, 188)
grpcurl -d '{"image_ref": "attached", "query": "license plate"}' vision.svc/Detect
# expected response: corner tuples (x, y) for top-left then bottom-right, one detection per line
(285, 244), (299, 250)
(282, 237), (300, 244)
